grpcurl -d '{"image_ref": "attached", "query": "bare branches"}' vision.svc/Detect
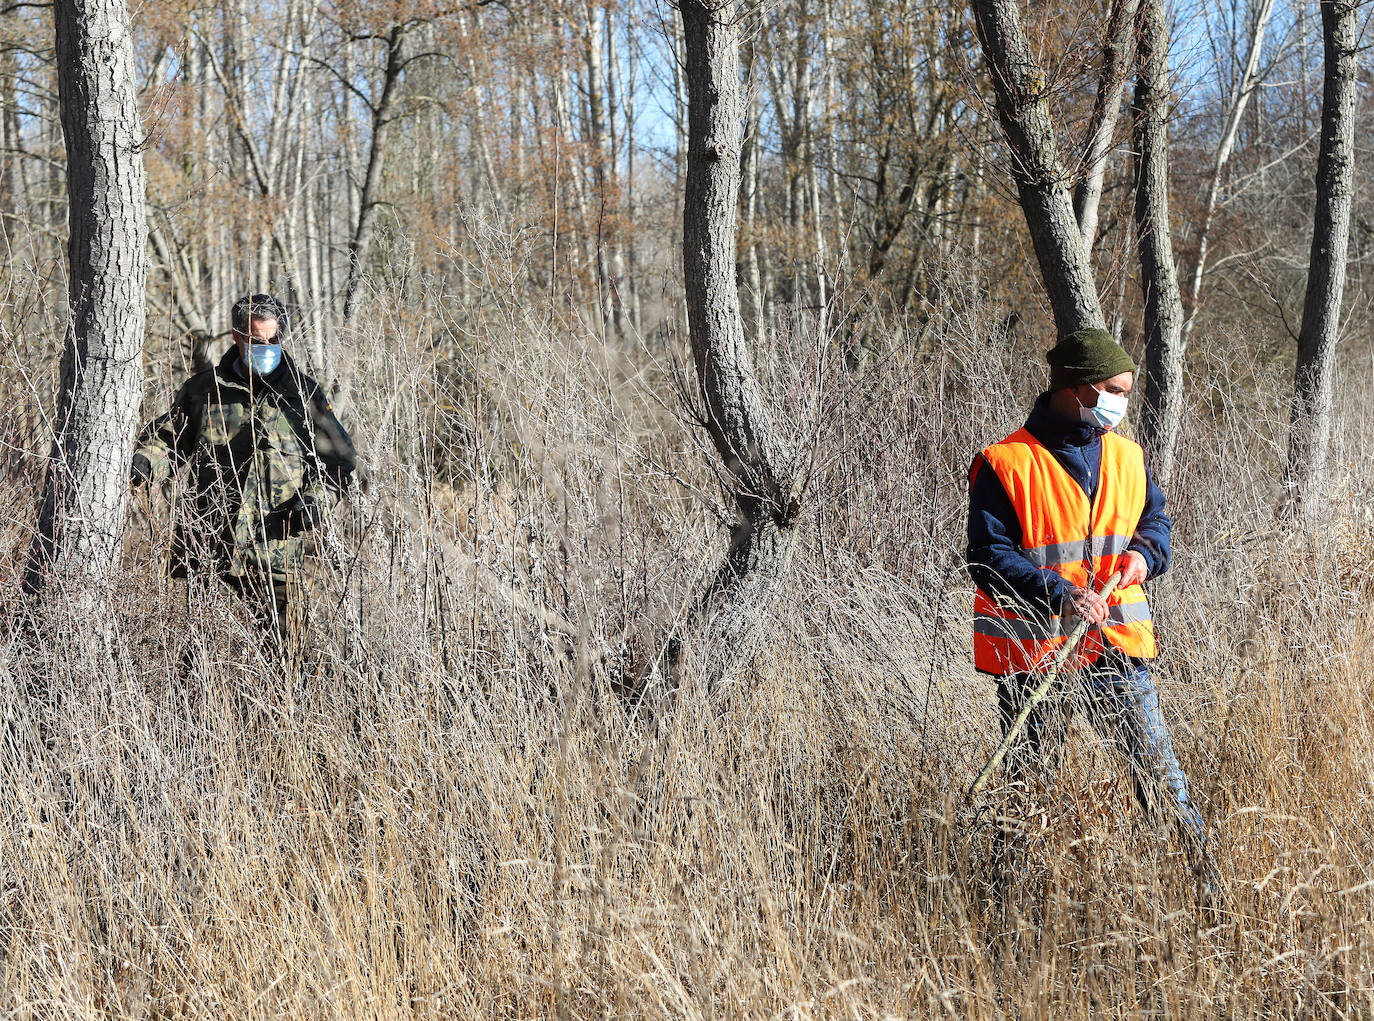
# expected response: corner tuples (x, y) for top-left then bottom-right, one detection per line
(1282, 0), (1360, 523)
(970, 0), (1105, 335)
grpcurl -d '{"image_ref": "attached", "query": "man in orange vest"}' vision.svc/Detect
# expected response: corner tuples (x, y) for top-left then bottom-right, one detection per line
(968, 328), (1212, 884)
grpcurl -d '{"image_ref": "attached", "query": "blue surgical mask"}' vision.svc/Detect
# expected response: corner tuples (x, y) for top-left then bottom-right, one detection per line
(1078, 387), (1129, 431)
(245, 343), (282, 375)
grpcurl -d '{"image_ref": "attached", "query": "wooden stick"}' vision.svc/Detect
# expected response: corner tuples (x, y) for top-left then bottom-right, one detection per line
(966, 571), (1123, 803)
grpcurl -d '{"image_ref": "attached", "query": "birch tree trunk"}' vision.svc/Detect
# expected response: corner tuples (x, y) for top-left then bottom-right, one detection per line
(970, 0), (1105, 336)
(673, 0), (799, 694)
(25, 0), (147, 600)
(604, 4), (631, 336)
(1132, 0), (1186, 485)
(1283, 0), (1358, 522)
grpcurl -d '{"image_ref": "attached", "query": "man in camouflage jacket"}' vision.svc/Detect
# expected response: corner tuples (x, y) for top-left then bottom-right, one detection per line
(131, 294), (355, 629)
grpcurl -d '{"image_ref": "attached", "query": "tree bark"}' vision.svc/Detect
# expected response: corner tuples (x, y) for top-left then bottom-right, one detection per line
(604, 4), (632, 336)
(341, 23), (406, 326)
(1283, 0), (1358, 523)
(970, 0), (1105, 335)
(739, 36), (766, 345)
(1131, 0), (1186, 485)
(1074, 0), (1139, 255)
(673, 0), (799, 693)
(0, 48), (23, 248)
(25, 0), (148, 599)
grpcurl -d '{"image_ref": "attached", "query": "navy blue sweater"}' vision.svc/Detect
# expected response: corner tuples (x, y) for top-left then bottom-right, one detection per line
(967, 393), (1171, 616)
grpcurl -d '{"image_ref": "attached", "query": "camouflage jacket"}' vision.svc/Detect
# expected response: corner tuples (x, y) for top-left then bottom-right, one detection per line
(135, 348), (356, 578)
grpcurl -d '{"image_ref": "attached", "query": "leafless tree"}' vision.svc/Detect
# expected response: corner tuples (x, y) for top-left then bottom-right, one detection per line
(1074, 0), (1140, 255)
(672, 0), (801, 692)
(1131, 0), (1185, 484)
(340, 21), (409, 327)
(970, 0), (1106, 336)
(1282, 0), (1359, 523)
(1180, 0), (1276, 344)
(24, 0), (147, 601)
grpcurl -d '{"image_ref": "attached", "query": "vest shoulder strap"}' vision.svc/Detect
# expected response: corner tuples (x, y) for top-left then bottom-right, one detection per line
(1100, 430), (1145, 472)
(980, 427), (1039, 469)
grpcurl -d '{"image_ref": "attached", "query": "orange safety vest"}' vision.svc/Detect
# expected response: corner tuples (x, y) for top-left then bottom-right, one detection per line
(972, 427), (1156, 675)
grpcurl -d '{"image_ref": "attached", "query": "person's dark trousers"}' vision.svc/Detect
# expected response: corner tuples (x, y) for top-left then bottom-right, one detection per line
(222, 568), (297, 645)
(175, 568), (298, 699)
(995, 649), (1208, 863)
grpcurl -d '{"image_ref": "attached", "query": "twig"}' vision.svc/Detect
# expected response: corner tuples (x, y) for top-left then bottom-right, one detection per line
(966, 570), (1123, 803)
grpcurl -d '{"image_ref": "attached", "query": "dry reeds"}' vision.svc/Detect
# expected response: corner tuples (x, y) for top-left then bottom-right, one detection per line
(1, 264), (1372, 1018)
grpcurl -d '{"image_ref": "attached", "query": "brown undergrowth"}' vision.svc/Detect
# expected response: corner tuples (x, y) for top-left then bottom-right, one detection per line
(1, 275), (1372, 1017)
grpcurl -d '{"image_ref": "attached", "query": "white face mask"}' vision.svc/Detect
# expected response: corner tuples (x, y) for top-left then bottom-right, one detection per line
(1078, 387), (1129, 431)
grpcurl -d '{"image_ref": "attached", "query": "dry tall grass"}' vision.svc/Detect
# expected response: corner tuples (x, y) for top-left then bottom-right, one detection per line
(2, 263), (1373, 1018)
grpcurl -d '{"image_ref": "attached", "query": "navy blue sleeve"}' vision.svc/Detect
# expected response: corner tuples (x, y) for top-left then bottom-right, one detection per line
(1128, 463), (1172, 579)
(967, 455), (1074, 616)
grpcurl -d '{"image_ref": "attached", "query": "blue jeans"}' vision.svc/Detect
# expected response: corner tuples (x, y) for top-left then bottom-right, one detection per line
(996, 651), (1205, 847)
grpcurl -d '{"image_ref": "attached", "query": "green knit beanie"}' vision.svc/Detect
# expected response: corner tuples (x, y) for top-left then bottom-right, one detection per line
(1046, 328), (1136, 388)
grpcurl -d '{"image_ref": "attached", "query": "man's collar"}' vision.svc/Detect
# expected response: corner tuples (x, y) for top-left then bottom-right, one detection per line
(1024, 391), (1104, 446)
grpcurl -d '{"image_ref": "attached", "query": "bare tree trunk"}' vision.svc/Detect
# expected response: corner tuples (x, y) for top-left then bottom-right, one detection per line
(1297, 0), (1311, 136)
(1074, 0), (1139, 254)
(553, 12), (597, 295)
(806, 133), (828, 313)
(970, 0), (1105, 335)
(461, 9), (505, 213)
(1132, 0), (1185, 485)
(761, 4), (815, 316)
(583, 0), (619, 340)
(671, 12), (688, 214)
(1181, 0), (1274, 344)
(301, 46), (329, 372)
(304, 175), (326, 371)
(820, 4), (843, 258)
(25, 0), (147, 600)
(604, 4), (630, 336)
(0, 48), (22, 249)
(622, 11), (643, 331)
(739, 37), (765, 344)
(669, 8), (689, 339)
(672, 0), (799, 692)
(196, 14), (302, 307)
(341, 23), (405, 326)
(148, 219), (214, 371)
(1283, 0), (1358, 523)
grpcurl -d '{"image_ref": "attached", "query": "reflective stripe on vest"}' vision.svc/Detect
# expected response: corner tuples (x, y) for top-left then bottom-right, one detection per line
(972, 427), (1157, 675)
(1022, 533), (1133, 569)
